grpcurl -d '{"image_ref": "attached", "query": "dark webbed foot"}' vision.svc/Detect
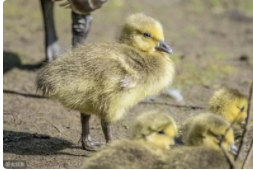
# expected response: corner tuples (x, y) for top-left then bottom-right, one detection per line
(81, 137), (104, 151)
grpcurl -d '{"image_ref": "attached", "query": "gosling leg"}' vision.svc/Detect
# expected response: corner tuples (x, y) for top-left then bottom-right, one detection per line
(80, 113), (103, 151)
(101, 119), (113, 143)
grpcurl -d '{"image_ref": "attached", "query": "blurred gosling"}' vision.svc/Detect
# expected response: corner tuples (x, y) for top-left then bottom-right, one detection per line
(159, 113), (238, 169)
(82, 111), (178, 169)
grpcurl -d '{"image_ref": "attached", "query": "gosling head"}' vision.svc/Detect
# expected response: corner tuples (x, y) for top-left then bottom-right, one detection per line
(185, 114), (237, 154)
(132, 111), (178, 150)
(119, 13), (173, 54)
(209, 88), (248, 125)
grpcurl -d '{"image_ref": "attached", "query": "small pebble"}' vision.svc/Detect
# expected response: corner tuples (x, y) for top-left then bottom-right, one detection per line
(239, 55), (248, 61)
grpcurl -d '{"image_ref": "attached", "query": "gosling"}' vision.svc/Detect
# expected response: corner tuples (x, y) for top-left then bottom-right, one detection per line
(36, 13), (174, 150)
(182, 113), (236, 152)
(82, 111), (178, 169)
(158, 113), (238, 169)
(209, 88), (248, 125)
(209, 88), (252, 157)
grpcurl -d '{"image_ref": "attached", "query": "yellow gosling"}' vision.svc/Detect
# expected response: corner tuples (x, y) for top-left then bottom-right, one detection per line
(209, 88), (248, 125)
(36, 13), (174, 150)
(82, 111), (177, 168)
(158, 113), (238, 169)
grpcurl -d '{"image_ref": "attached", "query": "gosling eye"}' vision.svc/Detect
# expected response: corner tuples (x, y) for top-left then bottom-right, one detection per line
(143, 32), (151, 38)
(158, 130), (165, 135)
(237, 106), (245, 112)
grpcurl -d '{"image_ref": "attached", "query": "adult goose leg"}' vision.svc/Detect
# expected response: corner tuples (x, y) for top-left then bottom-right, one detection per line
(40, 0), (61, 61)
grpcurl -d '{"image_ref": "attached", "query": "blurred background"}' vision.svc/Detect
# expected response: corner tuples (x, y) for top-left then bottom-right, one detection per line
(3, 0), (253, 168)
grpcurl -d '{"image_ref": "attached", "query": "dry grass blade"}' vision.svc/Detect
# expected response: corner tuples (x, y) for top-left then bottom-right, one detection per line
(140, 101), (205, 110)
(243, 139), (253, 168)
(220, 144), (235, 169)
(236, 82), (253, 161)
(238, 81), (253, 168)
(218, 118), (237, 169)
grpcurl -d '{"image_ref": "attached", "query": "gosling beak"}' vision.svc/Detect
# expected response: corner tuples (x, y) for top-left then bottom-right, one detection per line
(156, 40), (173, 54)
(174, 137), (184, 145)
(230, 144), (238, 155)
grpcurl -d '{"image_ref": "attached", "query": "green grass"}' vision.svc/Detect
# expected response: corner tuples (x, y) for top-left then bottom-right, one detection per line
(239, 0), (253, 17)
(204, 47), (229, 60)
(174, 58), (235, 88)
(183, 25), (199, 36)
(186, 0), (253, 16)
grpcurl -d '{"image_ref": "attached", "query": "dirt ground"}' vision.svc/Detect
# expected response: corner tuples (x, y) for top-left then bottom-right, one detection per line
(3, 0), (253, 168)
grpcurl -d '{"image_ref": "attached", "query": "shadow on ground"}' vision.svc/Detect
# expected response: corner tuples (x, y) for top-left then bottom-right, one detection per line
(3, 130), (80, 156)
(3, 51), (45, 73)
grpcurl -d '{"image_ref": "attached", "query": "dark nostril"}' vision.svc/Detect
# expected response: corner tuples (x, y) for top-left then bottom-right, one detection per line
(240, 107), (245, 112)
(174, 137), (184, 145)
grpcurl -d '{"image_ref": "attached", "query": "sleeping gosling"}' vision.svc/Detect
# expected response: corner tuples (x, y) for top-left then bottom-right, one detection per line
(208, 88), (252, 157)
(182, 113), (236, 152)
(209, 88), (248, 125)
(36, 13), (174, 150)
(158, 113), (238, 169)
(82, 111), (178, 169)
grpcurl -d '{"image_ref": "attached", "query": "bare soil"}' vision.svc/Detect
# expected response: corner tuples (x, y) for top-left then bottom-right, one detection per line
(3, 0), (253, 168)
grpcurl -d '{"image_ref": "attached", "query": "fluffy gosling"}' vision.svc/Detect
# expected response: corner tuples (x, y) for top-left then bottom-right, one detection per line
(209, 88), (252, 159)
(209, 88), (248, 125)
(36, 13), (174, 150)
(82, 111), (178, 168)
(159, 113), (238, 169)
(183, 113), (236, 152)
(159, 146), (235, 169)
